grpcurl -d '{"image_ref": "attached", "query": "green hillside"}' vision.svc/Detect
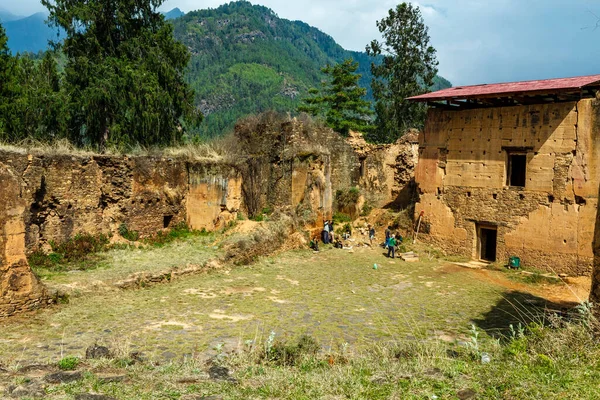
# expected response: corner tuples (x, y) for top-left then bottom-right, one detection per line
(172, 1), (451, 138)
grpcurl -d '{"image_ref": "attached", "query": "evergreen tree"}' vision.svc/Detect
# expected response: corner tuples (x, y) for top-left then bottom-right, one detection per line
(0, 23), (19, 140)
(0, 21), (68, 142)
(299, 58), (373, 136)
(366, 3), (438, 143)
(42, 0), (202, 149)
(16, 52), (68, 140)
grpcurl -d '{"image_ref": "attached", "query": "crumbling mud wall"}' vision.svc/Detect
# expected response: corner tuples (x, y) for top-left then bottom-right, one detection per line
(0, 162), (49, 317)
(0, 151), (241, 254)
(348, 130), (419, 209)
(415, 99), (600, 276)
(187, 163), (242, 230)
(0, 115), (418, 316)
(233, 114), (419, 229)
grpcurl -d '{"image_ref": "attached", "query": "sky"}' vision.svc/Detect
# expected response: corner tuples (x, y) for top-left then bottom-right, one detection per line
(2, 0), (600, 86)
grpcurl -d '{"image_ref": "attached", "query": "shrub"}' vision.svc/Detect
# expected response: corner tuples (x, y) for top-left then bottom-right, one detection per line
(28, 249), (63, 270)
(335, 187), (360, 210)
(265, 334), (320, 366)
(50, 233), (110, 263)
(144, 222), (208, 247)
(332, 212), (352, 224)
(360, 201), (373, 216)
(57, 356), (79, 371)
(119, 223), (140, 241)
(336, 222), (353, 235)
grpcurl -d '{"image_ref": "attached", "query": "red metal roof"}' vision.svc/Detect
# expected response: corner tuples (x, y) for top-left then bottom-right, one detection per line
(408, 74), (600, 101)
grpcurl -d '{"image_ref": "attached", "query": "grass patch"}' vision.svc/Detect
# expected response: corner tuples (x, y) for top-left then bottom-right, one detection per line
(6, 316), (600, 399)
(332, 212), (352, 224)
(29, 233), (111, 273)
(144, 222), (209, 248)
(119, 223), (139, 241)
(57, 356), (79, 371)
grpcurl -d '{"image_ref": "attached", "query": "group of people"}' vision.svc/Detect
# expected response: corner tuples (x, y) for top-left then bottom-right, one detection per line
(309, 220), (403, 257)
(310, 220), (345, 252)
(321, 220), (335, 244)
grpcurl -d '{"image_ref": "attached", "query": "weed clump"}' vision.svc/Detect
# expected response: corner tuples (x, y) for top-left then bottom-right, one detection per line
(118, 223), (139, 241)
(57, 356), (79, 371)
(52, 233), (110, 262)
(144, 222), (208, 247)
(263, 334), (321, 366)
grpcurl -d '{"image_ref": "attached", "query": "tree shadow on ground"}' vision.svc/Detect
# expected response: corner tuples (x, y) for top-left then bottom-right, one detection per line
(472, 290), (580, 339)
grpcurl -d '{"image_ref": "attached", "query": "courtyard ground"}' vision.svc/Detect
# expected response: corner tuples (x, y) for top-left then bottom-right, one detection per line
(0, 229), (596, 399)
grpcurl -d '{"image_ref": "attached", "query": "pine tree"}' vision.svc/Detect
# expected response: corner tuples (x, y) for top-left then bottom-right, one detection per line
(299, 58), (373, 136)
(0, 23), (19, 140)
(366, 3), (438, 143)
(42, 0), (202, 149)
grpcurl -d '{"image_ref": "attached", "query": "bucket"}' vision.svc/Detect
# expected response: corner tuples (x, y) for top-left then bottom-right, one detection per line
(508, 256), (521, 269)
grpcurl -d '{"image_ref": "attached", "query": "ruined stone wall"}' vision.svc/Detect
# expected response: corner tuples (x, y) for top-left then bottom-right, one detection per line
(187, 163), (242, 231)
(415, 99), (600, 276)
(349, 131), (419, 209)
(251, 120), (418, 227)
(0, 162), (49, 317)
(0, 151), (241, 254)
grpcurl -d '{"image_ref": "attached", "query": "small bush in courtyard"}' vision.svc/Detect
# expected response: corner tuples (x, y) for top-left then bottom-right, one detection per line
(264, 334), (320, 366)
(51, 233), (110, 262)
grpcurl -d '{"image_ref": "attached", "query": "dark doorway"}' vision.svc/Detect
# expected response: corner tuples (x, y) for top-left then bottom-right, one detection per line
(507, 153), (527, 187)
(478, 225), (497, 262)
(163, 215), (174, 228)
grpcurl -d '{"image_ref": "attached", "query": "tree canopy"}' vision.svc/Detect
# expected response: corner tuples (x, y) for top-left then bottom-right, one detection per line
(366, 3), (438, 143)
(41, 0), (201, 149)
(0, 23), (68, 142)
(299, 59), (373, 136)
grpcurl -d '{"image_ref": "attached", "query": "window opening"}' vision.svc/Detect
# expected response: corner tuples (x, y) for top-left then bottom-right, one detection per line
(506, 152), (527, 187)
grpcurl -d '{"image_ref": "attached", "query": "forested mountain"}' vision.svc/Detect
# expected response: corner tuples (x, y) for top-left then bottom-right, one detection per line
(2, 8), (183, 54)
(2, 1), (452, 139)
(164, 7), (185, 20)
(172, 1), (451, 138)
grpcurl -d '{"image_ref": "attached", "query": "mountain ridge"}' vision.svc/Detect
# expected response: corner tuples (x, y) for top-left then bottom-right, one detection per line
(172, 1), (451, 137)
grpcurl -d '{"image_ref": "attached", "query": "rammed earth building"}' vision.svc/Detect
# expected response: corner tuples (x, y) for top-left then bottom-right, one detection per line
(408, 75), (600, 276)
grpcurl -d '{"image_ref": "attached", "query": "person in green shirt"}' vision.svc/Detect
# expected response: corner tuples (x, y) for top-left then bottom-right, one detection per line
(387, 235), (397, 258)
